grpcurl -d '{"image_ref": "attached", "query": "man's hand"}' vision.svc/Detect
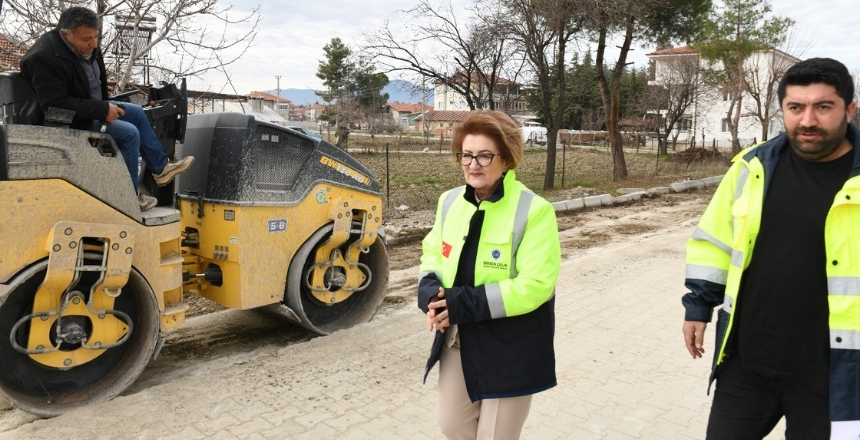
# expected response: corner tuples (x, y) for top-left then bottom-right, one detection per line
(106, 103), (125, 123)
(683, 321), (707, 359)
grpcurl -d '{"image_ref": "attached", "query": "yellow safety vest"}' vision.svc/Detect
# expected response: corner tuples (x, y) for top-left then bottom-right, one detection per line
(685, 126), (860, 421)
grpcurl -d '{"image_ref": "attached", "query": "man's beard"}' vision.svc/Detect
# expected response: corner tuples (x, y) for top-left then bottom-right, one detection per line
(787, 119), (848, 161)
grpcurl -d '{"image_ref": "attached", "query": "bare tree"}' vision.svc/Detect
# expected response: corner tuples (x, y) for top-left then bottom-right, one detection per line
(581, 109), (605, 132)
(1, 0), (260, 91)
(590, 0), (711, 180)
(741, 27), (809, 141)
(593, 6), (635, 181)
(642, 53), (708, 153)
(696, 0), (793, 154)
(488, 0), (584, 190)
(362, 0), (521, 112)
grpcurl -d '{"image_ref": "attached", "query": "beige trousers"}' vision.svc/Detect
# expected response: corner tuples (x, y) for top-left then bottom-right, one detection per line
(437, 343), (533, 440)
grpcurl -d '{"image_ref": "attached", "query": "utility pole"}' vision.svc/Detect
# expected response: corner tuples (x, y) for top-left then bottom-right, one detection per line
(275, 75), (282, 119)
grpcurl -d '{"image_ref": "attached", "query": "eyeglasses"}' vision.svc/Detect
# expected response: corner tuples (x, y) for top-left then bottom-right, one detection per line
(456, 152), (499, 167)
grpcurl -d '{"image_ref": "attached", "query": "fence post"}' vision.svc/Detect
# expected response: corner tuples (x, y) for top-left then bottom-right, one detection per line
(385, 142), (390, 209)
(561, 140), (567, 189)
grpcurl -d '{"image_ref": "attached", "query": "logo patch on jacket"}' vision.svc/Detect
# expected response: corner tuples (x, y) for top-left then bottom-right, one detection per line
(483, 249), (508, 270)
(442, 241), (452, 258)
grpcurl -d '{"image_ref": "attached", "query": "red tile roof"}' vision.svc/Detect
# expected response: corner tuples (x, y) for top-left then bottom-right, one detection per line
(385, 102), (433, 113)
(246, 91), (292, 103)
(418, 110), (471, 122)
(0, 36), (28, 70)
(646, 46), (698, 56)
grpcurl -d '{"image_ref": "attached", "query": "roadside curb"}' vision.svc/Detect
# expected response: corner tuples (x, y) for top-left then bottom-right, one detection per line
(385, 175), (725, 244)
(550, 175), (724, 213)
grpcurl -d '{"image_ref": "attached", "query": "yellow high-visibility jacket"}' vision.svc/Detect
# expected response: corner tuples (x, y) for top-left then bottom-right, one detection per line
(683, 124), (860, 422)
(418, 170), (561, 401)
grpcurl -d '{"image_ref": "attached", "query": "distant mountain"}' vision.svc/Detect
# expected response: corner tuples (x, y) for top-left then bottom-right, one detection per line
(268, 79), (433, 107)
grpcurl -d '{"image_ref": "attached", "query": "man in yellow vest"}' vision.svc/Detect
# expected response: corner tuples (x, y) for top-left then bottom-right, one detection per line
(682, 57), (860, 439)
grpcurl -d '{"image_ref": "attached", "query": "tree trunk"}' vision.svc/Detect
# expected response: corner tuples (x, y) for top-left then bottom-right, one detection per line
(608, 117), (628, 181)
(541, 17), (569, 191)
(731, 98), (743, 154)
(335, 125), (350, 149)
(543, 130), (557, 190)
(594, 18), (632, 182)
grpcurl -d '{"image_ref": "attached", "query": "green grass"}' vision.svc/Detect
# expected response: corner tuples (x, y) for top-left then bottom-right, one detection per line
(390, 177), (444, 186)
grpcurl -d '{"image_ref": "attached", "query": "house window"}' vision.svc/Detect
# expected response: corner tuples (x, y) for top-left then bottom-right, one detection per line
(722, 91), (733, 102)
(680, 118), (692, 131)
(721, 119), (730, 132)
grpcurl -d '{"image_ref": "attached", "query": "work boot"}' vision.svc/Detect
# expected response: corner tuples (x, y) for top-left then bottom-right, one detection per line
(138, 193), (157, 211)
(153, 156), (194, 187)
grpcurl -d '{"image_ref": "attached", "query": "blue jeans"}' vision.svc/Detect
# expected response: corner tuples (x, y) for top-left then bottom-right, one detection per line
(91, 102), (168, 192)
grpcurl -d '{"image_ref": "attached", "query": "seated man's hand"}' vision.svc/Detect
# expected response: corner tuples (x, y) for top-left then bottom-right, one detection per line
(106, 103), (125, 123)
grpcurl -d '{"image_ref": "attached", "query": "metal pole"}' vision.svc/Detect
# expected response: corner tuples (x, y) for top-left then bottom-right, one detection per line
(561, 140), (566, 188)
(0, 125), (7, 181)
(275, 75), (282, 118)
(385, 142), (390, 208)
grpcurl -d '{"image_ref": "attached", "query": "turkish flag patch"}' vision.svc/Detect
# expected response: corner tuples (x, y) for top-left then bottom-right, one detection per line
(441, 241), (452, 258)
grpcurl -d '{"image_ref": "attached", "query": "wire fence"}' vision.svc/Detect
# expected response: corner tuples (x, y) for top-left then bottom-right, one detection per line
(347, 135), (733, 219)
(559, 130), (759, 152)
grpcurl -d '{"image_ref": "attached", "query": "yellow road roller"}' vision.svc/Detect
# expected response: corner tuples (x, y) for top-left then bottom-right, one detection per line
(0, 73), (388, 417)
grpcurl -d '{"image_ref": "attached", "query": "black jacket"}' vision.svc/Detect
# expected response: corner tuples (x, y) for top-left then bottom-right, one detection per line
(20, 29), (109, 130)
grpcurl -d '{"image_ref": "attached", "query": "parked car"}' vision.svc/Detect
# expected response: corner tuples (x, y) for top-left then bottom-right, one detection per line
(286, 126), (323, 140)
(521, 126), (547, 146)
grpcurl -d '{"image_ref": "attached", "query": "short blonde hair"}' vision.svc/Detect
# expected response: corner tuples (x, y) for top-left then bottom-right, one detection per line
(450, 110), (523, 169)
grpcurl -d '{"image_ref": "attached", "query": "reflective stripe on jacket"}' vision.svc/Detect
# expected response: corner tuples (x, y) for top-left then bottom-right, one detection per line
(418, 170), (561, 400)
(682, 124), (860, 422)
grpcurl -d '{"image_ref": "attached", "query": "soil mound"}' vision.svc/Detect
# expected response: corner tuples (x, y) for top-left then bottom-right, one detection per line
(669, 147), (729, 163)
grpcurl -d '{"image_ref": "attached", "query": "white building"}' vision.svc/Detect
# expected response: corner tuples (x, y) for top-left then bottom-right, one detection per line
(647, 46), (800, 146)
(432, 74), (535, 126)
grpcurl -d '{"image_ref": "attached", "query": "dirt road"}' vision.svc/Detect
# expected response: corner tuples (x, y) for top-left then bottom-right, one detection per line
(0, 188), (787, 439)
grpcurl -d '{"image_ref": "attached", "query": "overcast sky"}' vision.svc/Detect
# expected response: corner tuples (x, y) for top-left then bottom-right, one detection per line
(186, 0), (860, 95)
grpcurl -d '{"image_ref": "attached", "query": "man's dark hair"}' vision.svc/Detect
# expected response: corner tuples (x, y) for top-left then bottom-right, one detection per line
(778, 57), (855, 106)
(57, 6), (101, 34)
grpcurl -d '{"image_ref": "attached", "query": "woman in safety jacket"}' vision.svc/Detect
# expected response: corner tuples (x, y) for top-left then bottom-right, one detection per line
(419, 110), (561, 440)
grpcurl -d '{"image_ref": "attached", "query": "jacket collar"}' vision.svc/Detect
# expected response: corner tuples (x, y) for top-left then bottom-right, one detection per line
(463, 170), (516, 206)
(48, 29), (80, 61)
(743, 123), (860, 179)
